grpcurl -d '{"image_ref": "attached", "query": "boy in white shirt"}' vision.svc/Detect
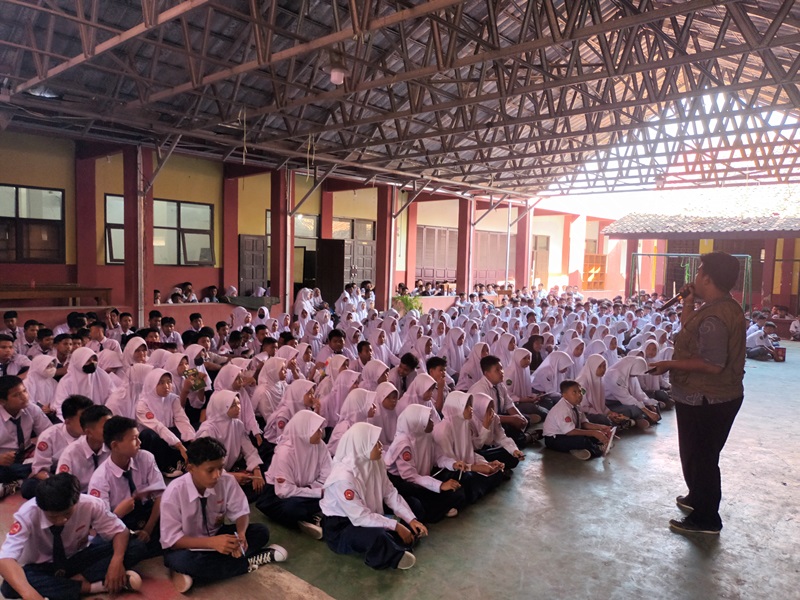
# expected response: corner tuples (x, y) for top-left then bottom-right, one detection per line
(543, 380), (613, 460)
(56, 405), (112, 492)
(745, 321), (777, 360)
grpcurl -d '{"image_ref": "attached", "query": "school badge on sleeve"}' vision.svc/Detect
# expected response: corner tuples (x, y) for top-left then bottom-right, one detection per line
(59, 464), (70, 473)
(37, 441), (48, 451)
(344, 489), (355, 501)
(402, 451), (412, 462)
(8, 521), (21, 535)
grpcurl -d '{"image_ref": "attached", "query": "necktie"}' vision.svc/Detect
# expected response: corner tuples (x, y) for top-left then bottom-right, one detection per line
(10, 417), (24, 453)
(122, 469), (136, 495)
(99, 343), (104, 351)
(91, 453), (99, 469)
(199, 496), (210, 535)
(50, 525), (67, 574)
(401, 376), (407, 393)
(492, 385), (502, 414)
(573, 406), (581, 427)
(0, 363), (7, 377)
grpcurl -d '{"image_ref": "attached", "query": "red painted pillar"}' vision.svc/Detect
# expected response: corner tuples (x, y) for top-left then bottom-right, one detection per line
(222, 177), (239, 292)
(776, 238), (794, 307)
(624, 237), (640, 299)
(75, 156), (97, 288)
(762, 238), (776, 307)
(375, 186), (393, 311)
(320, 190), (334, 239)
(515, 207), (531, 291)
(405, 201), (418, 288)
(122, 146), (153, 321)
(456, 198), (474, 294)
(269, 169), (294, 311)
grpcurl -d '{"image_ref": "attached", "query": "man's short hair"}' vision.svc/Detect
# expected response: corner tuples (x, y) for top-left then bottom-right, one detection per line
(399, 352), (420, 370)
(700, 251), (741, 293)
(328, 328), (345, 341)
(103, 416), (139, 448)
(426, 356), (447, 372)
(36, 473), (81, 512)
(560, 379), (581, 394)
(187, 437), (227, 465)
(61, 395), (94, 420)
(479, 355), (502, 372)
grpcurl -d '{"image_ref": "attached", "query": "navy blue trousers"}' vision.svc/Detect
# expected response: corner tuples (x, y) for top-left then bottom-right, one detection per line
(387, 474), (466, 523)
(545, 434), (603, 457)
(0, 462), (31, 484)
(322, 515), (411, 570)
(255, 483), (321, 528)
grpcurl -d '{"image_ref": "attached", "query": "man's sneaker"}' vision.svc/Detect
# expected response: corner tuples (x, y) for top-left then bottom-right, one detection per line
(445, 508), (458, 518)
(397, 551), (416, 570)
(163, 461), (185, 479)
(0, 480), (21, 499)
(247, 544), (288, 572)
(569, 449), (592, 461)
(125, 570), (142, 591)
(675, 495), (694, 512)
(171, 571), (193, 593)
(669, 517), (720, 536)
(298, 520), (324, 540)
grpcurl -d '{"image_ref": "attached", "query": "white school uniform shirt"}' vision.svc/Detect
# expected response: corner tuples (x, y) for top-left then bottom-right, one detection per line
(745, 330), (773, 350)
(468, 376), (516, 415)
(0, 494), (127, 566)
(0, 403), (52, 455)
(56, 436), (110, 492)
(14, 337), (39, 358)
(105, 324), (124, 342)
(52, 323), (71, 336)
(30, 423), (79, 475)
(26, 345), (55, 359)
(88, 450), (165, 513)
(745, 323), (761, 336)
(136, 392), (195, 447)
(0, 353), (32, 377)
(0, 326), (24, 340)
(160, 471), (250, 548)
(543, 397), (588, 437)
(86, 337), (122, 355)
(159, 331), (184, 350)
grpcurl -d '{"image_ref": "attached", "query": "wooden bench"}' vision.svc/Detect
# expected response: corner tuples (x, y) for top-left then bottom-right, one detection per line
(0, 285), (112, 306)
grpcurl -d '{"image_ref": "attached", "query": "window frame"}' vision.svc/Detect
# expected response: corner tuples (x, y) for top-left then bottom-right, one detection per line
(0, 183), (65, 264)
(104, 194), (125, 265)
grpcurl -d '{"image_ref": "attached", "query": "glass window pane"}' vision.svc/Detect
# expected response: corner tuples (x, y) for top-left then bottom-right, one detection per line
(354, 220), (374, 241)
(180, 202), (211, 230)
(105, 195), (125, 225)
(265, 210), (271, 236)
(182, 232), (214, 264)
(21, 222), (61, 261)
(19, 188), (62, 220)
(332, 219), (352, 239)
(153, 227), (178, 265)
(0, 186), (15, 218)
(106, 226), (125, 263)
(294, 214), (318, 238)
(153, 200), (178, 227)
(0, 219), (16, 261)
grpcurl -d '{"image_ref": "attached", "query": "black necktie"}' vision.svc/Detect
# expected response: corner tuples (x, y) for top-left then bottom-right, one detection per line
(0, 363), (7, 377)
(50, 525), (67, 573)
(10, 417), (24, 452)
(492, 385), (502, 414)
(401, 376), (407, 393)
(573, 406), (581, 427)
(122, 469), (136, 495)
(91, 453), (99, 469)
(99, 343), (104, 351)
(199, 496), (210, 535)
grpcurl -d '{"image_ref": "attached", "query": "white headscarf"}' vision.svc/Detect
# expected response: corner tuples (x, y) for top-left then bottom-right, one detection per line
(396, 372), (436, 415)
(265, 379), (316, 442)
(328, 389), (376, 456)
(456, 342), (488, 392)
(324, 422), (386, 514)
(266, 410), (331, 488)
(213, 363), (259, 436)
(25, 354), (58, 409)
(122, 337), (148, 368)
(254, 357), (286, 420)
(195, 390), (257, 470)
(602, 335), (620, 367)
(359, 360), (388, 391)
(230, 306), (251, 331)
(433, 392), (479, 464)
(506, 348), (532, 402)
(321, 369), (360, 423)
(441, 327), (467, 375)
(380, 316), (403, 355)
(384, 404), (436, 472)
(604, 356), (649, 406)
(530, 350), (573, 394)
(371, 382), (399, 446)
(53, 347), (116, 415)
(302, 320), (324, 356)
(577, 354), (607, 415)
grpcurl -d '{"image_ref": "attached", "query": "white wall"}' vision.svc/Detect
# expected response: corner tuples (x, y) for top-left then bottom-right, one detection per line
(531, 214), (565, 276)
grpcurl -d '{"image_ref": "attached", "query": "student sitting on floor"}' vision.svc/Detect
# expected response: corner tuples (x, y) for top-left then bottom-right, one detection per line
(469, 392), (525, 472)
(603, 356), (661, 430)
(89, 416), (165, 559)
(0, 375), (54, 500)
(327, 389), (377, 456)
(320, 422), (428, 570)
(0, 473), (143, 600)
(370, 381), (400, 447)
(384, 404), (466, 523)
(745, 321), (778, 360)
(195, 391), (264, 501)
(543, 380), (613, 461)
(160, 437), (287, 594)
(56, 405), (112, 493)
(23, 394), (94, 499)
(257, 410), (331, 540)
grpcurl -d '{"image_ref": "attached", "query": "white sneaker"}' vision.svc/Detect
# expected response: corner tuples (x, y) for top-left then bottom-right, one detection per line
(569, 449), (592, 461)
(298, 520), (324, 540)
(397, 551), (416, 570)
(247, 544), (288, 572)
(125, 570), (142, 591)
(445, 508), (458, 518)
(171, 571), (193, 593)
(0, 480), (21, 499)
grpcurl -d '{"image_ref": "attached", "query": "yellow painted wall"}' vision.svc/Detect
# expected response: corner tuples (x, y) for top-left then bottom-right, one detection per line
(237, 172), (271, 236)
(773, 238), (784, 295)
(416, 200), (458, 228)
(333, 188), (378, 220)
(699, 239), (714, 254)
(293, 173), (321, 215)
(395, 191), (408, 271)
(0, 132), (76, 264)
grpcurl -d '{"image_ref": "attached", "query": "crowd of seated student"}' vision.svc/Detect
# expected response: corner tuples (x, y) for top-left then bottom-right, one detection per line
(0, 278), (787, 595)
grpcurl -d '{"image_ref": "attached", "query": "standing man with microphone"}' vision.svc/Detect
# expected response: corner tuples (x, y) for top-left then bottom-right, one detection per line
(649, 252), (746, 536)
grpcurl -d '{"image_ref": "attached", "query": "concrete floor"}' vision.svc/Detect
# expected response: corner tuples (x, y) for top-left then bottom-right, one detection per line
(2, 343), (798, 600)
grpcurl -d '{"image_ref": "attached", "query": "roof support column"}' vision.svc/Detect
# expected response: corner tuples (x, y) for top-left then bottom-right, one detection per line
(625, 238), (640, 299)
(456, 198), (474, 294)
(75, 155), (97, 290)
(123, 146), (153, 325)
(320, 190), (334, 239)
(515, 207), (532, 291)
(222, 176), (239, 294)
(568, 214), (586, 288)
(375, 186), (394, 311)
(270, 169), (294, 312)
(404, 201), (418, 290)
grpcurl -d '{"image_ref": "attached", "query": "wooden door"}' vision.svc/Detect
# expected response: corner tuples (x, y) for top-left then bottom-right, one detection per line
(239, 235), (268, 296)
(316, 239), (346, 306)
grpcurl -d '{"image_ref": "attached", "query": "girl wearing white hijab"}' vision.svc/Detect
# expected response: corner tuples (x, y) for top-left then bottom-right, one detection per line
(410, 336), (433, 373)
(395, 373), (439, 421)
(295, 342), (316, 380)
(195, 390), (263, 500)
(530, 350), (574, 407)
(277, 313), (292, 334)
(302, 320), (325, 357)
(441, 327), (467, 378)
(252, 357), (287, 423)
(52, 347), (116, 419)
(257, 410), (332, 539)
(230, 306), (252, 331)
(371, 382), (399, 446)
(317, 309), (333, 338)
(380, 316), (403, 356)
(456, 342), (489, 392)
(342, 325), (363, 363)
(359, 360), (389, 391)
(470, 392), (525, 471)
(25, 354), (59, 421)
(603, 356), (661, 429)
(565, 337), (586, 380)
(213, 363), (262, 444)
(384, 404), (466, 523)
(275, 345), (303, 384)
(432, 392), (505, 504)
(429, 320), (447, 356)
(603, 335), (621, 367)
(320, 370), (360, 424)
(320, 422), (427, 570)
(328, 389), (377, 456)
(135, 368), (194, 473)
(398, 325), (422, 357)
(254, 305), (271, 327)
(106, 353), (153, 420)
(576, 354), (614, 426)
(464, 320), (481, 352)
(368, 330), (399, 368)
(315, 354), (349, 398)
(637, 340), (674, 409)
(264, 379), (320, 445)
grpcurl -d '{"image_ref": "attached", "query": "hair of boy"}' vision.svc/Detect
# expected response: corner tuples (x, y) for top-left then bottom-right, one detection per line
(61, 395), (94, 420)
(120, 312), (132, 320)
(229, 330), (243, 343)
(0, 375), (23, 401)
(79, 404), (113, 429)
(255, 324), (267, 334)
(261, 337), (278, 350)
(148, 310), (162, 320)
(23, 319), (38, 330)
(426, 356), (447, 372)
(76, 328), (90, 340)
(187, 436), (227, 465)
(3, 310), (17, 320)
(328, 329), (345, 341)
(399, 352), (420, 370)
(181, 331), (198, 347)
(278, 332), (295, 344)
(90, 321), (107, 331)
(36, 473), (81, 512)
(36, 328), (54, 341)
(103, 416), (139, 448)
(560, 379), (581, 394)
(241, 326), (254, 336)
(479, 355), (502, 373)
(189, 313), (202, 323)
(357, 340), (371, 354)
(216, 321), (228, 331)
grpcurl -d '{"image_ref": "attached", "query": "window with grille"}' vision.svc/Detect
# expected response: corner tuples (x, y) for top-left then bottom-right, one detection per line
(0, 184), (64, 263)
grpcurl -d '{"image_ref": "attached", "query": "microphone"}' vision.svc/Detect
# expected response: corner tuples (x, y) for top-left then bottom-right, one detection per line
(658, 287), (690, 312)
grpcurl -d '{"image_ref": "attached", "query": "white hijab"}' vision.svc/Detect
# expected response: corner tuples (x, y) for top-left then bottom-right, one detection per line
(506, 347), (532, 401)
(359, 360), (388, 391)
(384, 404), (436, 473)
(25, 354), (58, 409)
(54, 347), (116, 411)
(328, 389), (376, 456)
(396, 372), (436, 415)
(433, 392), (478, 464)
(604, 356), (649, 405)
(441, 327), (467, 374)
(456, 342), (488, 391)
(371, 382), (399, 446)
(324, 422), (385, 514)
(266, 410), (331, 488)
(577, 354), (607, 415)
(321, 369), (360, 423)
(195, 391), (250, 470)
(530, 350), (574, 394)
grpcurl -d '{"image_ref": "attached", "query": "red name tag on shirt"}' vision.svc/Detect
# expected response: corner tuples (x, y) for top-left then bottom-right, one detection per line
(145, 412), (155, 419)
(37, 441), (48, 451)
(344, 489), (355, 500)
